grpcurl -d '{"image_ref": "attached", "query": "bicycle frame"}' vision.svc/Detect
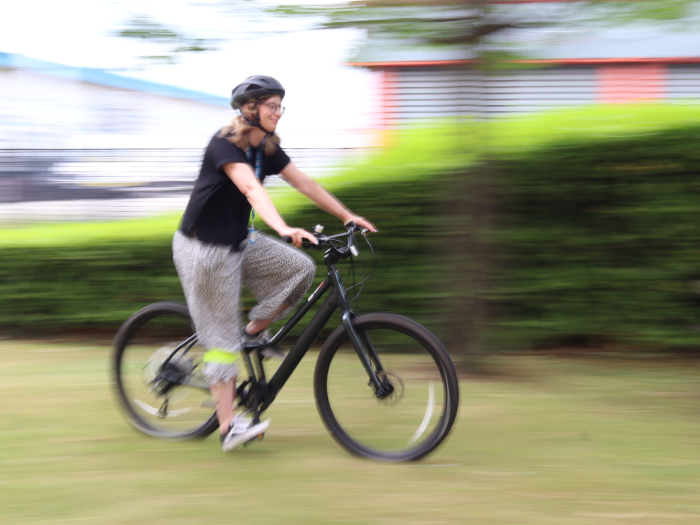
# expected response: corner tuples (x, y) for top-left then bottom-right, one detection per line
(173, 233), (388, 415)
(246, 252), (388, 413)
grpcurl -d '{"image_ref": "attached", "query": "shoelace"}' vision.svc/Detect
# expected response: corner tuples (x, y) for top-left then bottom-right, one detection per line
(230, 411), (253, 433)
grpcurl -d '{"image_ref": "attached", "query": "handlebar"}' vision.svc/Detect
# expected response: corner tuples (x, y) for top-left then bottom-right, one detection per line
(281, 222), (376, 296)
(281, 222), (370, 252)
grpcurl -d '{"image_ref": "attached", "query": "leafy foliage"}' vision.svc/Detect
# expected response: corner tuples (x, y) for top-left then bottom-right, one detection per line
(492, 126), (700, 349)
(115, 15), (218, 64)
(273, 0), (700, 53)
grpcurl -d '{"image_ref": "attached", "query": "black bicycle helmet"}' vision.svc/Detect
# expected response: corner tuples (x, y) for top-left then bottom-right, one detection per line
(230, 75), (285, 110)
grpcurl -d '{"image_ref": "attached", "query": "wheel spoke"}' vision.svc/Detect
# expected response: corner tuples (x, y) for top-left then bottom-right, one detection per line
(408, 380), (435, 445)
(132, 397), (193, 418)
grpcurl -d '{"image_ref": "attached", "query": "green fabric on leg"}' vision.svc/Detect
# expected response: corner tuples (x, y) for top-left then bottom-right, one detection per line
(203, 349), (240, 365)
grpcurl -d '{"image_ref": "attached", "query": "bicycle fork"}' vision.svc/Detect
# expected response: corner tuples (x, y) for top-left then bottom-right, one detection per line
(330, 266), (391, 398)
(341, 312), (393, 397)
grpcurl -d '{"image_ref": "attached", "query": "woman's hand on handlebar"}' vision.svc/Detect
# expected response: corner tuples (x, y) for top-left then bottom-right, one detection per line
(278, 226), (318, 248)
(343, 215), (378, 233)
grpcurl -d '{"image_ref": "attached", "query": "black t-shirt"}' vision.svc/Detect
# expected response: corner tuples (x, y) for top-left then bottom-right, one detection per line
(180, 133), (291, 248)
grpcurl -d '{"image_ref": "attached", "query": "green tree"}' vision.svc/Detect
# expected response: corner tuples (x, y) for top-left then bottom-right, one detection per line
(115, 15), (218, 64)
(273, 0), (697, 49)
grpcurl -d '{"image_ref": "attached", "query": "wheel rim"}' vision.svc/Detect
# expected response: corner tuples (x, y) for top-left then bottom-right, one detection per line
(324, 327), (448, 458)
(117, 310), (215, 437)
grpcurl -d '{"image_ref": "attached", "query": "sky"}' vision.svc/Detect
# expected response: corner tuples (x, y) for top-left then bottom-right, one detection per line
(0, 0), (379, 139)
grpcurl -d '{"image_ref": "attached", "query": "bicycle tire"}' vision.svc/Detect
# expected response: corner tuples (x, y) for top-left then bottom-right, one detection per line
(314, 313), (459, 461)
(112, 301), (219, 439)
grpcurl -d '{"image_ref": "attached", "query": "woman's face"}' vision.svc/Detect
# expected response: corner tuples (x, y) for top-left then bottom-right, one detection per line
(257, 95), (283, 132)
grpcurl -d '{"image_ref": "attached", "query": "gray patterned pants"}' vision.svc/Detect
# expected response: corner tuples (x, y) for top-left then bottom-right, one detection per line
(172, 230), (316, 385)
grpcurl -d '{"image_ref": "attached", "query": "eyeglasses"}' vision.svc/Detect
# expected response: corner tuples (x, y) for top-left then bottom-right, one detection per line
(259, 103), (285, 115)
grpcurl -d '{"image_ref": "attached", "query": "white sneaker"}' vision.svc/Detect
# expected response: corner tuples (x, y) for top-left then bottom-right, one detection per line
(242, 329), (286, 360)
(220, 413), (270, 452)
(241, 329), (271, 348)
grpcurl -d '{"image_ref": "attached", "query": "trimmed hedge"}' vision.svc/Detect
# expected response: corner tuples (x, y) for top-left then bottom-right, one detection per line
(0, 237), (181, 334)
(0, 179), (441, 338)
(492, 125), (700, 349)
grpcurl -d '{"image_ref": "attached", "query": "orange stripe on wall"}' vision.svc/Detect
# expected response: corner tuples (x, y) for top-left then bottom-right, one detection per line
(348, 58), (700, 69)
(380, 69), (400, 129)
(598, 64), (666, 103)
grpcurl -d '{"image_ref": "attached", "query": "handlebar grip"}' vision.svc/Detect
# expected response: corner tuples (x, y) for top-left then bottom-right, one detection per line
(281, 236), (315, 249)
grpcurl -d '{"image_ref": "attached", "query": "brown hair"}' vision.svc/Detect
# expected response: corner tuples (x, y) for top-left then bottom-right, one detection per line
(218, 98), (280, 155)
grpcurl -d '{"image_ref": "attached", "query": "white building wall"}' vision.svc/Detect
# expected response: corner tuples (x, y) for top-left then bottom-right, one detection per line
(0, 68), (230, 149)
(392, 66), (599, 120)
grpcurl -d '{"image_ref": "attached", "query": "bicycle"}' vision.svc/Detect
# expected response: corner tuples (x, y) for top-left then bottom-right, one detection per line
(112, 223), (460, 461)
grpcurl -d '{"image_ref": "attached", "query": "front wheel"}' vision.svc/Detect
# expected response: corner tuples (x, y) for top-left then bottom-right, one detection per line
(112, 301), (219, 439)
(314, 313), (459, 461)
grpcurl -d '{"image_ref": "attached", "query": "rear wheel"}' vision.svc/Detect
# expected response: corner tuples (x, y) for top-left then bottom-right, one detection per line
(314, 313), (459, 461)
(112, 302), (218, 439)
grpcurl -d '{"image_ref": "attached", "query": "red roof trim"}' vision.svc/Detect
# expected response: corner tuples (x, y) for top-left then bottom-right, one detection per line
(349, 60), (472, 68)
(487, 0), (591, 3)
(521, 57), (700, 65)
(348, 57), (700, 68)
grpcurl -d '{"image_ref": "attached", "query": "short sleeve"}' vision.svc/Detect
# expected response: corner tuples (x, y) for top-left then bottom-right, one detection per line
(264, 146), (291, 175)
(207, 135), (248, 170)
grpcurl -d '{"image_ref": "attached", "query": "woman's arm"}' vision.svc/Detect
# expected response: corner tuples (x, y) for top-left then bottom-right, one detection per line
(280, 162), (377, 232)
(223, 162), (317, 247)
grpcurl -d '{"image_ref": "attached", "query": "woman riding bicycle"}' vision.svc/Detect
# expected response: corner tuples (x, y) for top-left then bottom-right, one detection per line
(172, 75), (376, 452)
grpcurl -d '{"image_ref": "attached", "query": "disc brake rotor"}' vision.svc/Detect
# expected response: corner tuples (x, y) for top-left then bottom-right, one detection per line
(376, 371), (404, 406)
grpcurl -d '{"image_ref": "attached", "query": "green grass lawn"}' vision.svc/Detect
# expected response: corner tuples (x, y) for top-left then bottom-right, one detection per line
(1, 341), (699, 524)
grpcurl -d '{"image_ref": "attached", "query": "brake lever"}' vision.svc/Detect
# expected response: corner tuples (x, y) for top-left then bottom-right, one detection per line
(345, 232), (360, 257)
